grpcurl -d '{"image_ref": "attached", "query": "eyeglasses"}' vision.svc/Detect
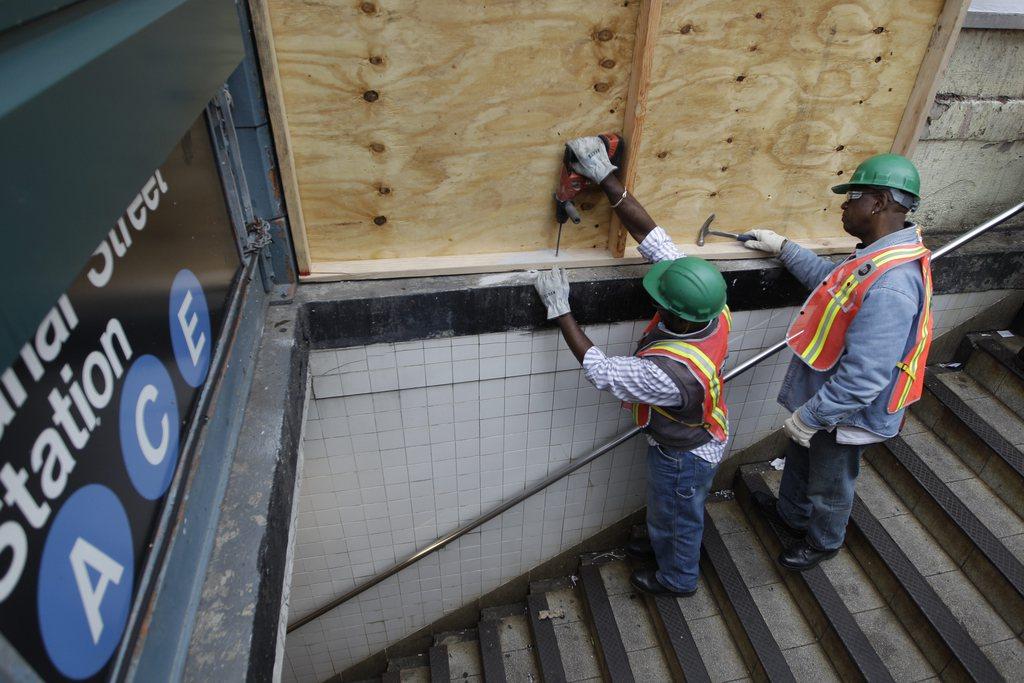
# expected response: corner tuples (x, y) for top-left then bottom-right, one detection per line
(846, 190), (882, 201)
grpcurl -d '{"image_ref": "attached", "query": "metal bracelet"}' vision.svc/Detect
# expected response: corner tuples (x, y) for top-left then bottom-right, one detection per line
(610, 189), (628, 208)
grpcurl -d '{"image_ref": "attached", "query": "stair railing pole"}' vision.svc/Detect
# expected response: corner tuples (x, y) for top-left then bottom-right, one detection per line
(288, 201), (1023, 633)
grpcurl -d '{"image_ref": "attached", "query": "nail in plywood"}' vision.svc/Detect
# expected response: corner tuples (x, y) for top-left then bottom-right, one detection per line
(631, 0), (945, 248)
(608, 0), (664, 257)
(264, 0), (639, 264)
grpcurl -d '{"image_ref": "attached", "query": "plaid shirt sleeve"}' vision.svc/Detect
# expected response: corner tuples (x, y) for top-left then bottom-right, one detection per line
(636, 226), (684, 263)
(581, 346), (681, 406)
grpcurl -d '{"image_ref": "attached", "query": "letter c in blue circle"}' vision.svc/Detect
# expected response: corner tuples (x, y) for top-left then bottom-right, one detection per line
(119, 355), (179, 500)
(38, 485), (134, 680)
(169, 269), (211, 388)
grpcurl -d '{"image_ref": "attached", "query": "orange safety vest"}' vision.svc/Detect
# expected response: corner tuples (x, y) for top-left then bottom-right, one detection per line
(786, 240), (933, 413)
(628, 307), (732, 440)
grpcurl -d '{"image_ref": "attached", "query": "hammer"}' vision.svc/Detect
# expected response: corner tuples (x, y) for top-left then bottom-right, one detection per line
(695, 213), (754, 246)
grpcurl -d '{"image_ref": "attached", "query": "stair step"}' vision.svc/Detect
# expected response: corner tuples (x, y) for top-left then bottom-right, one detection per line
(966, 332), (1024, 420)
(704, 498), (833, 682)
(478, 605), (538, 682)
(430, 630), (483, 682)
(585, 557), (676, 681)
(867, 419), (1024, 634)
(915, 374), (1024, 519)
(840, 461), (1021, 679)
(924, 370), (1024, 482)
(527, 578), (603, 683)
(738, 466), (934, 682)
(578, 554), (636, 682)
(384, 654), (430, 682)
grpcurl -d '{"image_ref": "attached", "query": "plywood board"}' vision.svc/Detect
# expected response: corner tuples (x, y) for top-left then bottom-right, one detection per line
(265, 0), (639, 263)
(632, 0), (945, 247)
(255, 0), (952, 280)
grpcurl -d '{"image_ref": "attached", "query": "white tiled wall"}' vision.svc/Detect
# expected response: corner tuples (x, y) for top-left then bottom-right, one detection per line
(282, 289), (1015, 682)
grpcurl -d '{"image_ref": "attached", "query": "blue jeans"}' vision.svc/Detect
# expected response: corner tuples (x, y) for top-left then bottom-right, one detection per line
(646, 443), (718, 592)
(777, 430), (864, 551)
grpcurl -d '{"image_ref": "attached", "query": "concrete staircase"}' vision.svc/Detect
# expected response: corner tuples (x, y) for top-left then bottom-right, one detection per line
(373, 331), (1024, 682)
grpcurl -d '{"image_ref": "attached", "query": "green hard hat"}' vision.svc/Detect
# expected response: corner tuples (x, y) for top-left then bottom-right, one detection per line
(831, 153), (921, 197)
(643, 256), (727, 323)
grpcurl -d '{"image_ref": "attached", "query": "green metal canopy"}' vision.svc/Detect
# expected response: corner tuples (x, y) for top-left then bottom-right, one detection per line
(0, 0), (244, 372)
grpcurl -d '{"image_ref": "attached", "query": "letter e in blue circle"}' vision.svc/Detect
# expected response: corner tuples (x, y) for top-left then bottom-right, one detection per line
(120, 355), (180, 499)
(38, 485), (134, 680)
(169, 269), (211, 387)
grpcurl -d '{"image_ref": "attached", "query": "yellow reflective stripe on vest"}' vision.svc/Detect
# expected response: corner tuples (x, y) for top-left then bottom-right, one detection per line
(894, 265), (933, 409)
(722, 306), (733, 330)
(643, 340), (727, 434)
(801, 272), (858, 364)
(799, 245), (928, 365)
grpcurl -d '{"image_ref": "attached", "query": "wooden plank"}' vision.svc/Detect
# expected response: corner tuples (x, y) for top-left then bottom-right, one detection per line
(301, 235), (857, 281)
(890, 0), (971, 156)
(265, 0), (640, 265)
(248, 0), (313, 275)
(608, 0), (664, 257)
(633, 0), (945, 248)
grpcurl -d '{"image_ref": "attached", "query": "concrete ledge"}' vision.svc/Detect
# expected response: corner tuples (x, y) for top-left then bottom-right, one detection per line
(964, 10), (1024, 30)
(182, 301), (309, 680)
(300, 228), (1024, 349)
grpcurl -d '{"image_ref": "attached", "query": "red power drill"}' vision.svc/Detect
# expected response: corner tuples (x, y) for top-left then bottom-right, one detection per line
(553, 133), (624, 256)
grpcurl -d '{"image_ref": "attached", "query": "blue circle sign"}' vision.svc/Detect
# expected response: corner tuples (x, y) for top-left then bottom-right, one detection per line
(168, 269), (211, 387)
(38, 485), (134, 679)
(119, 355), (180, 500)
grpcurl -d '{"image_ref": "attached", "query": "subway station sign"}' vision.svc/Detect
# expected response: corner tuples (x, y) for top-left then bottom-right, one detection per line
(0, 116), (241, 680)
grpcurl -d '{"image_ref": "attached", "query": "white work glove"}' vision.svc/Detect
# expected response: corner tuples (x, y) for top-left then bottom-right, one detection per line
(783, 409), (819, 448)
(742, 229), (787, 255)
(566, 136), (617, 183)
(534, 267), (571, 319)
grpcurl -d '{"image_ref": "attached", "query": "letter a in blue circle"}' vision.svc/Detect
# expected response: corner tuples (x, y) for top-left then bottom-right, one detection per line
(169, 268), (211, 387)
(38, 485), (134, 680)
(120, 355), (180, 500)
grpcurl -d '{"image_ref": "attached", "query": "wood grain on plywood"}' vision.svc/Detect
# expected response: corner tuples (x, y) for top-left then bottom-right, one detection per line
(631, 0), (944, 246)
(266, 0), (639, 263)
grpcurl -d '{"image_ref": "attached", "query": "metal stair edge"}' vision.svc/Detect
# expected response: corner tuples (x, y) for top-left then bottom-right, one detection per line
(847, 491), (1004, 681)
(701, 507), (797, 683)
(476, 618), (507, 683)
(971, 334), (1024, 387)
(428, 644), (450, 682)
(922, 371), (1024, 479)
(648, 594), (712, 683)
(525, 591), (568, 683)
(735, 467), (895, 683)
(880, 433), (1024, 599)
(578, 557), (636, 683)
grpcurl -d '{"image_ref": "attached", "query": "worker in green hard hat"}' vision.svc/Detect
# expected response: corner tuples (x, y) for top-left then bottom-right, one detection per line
(743, 153), (933, 572)
(533, 135), (733, 598)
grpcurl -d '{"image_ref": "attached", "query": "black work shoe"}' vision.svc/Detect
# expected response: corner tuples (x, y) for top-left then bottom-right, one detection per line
(625, 537), (655, 560)
(778, 540), (838, 571)
(751, 491), (805, 541)
(629, 568), (697, 597)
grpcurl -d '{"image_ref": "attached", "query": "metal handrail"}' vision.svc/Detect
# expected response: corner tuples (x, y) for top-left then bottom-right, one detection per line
(287, 200), (1024, 633)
